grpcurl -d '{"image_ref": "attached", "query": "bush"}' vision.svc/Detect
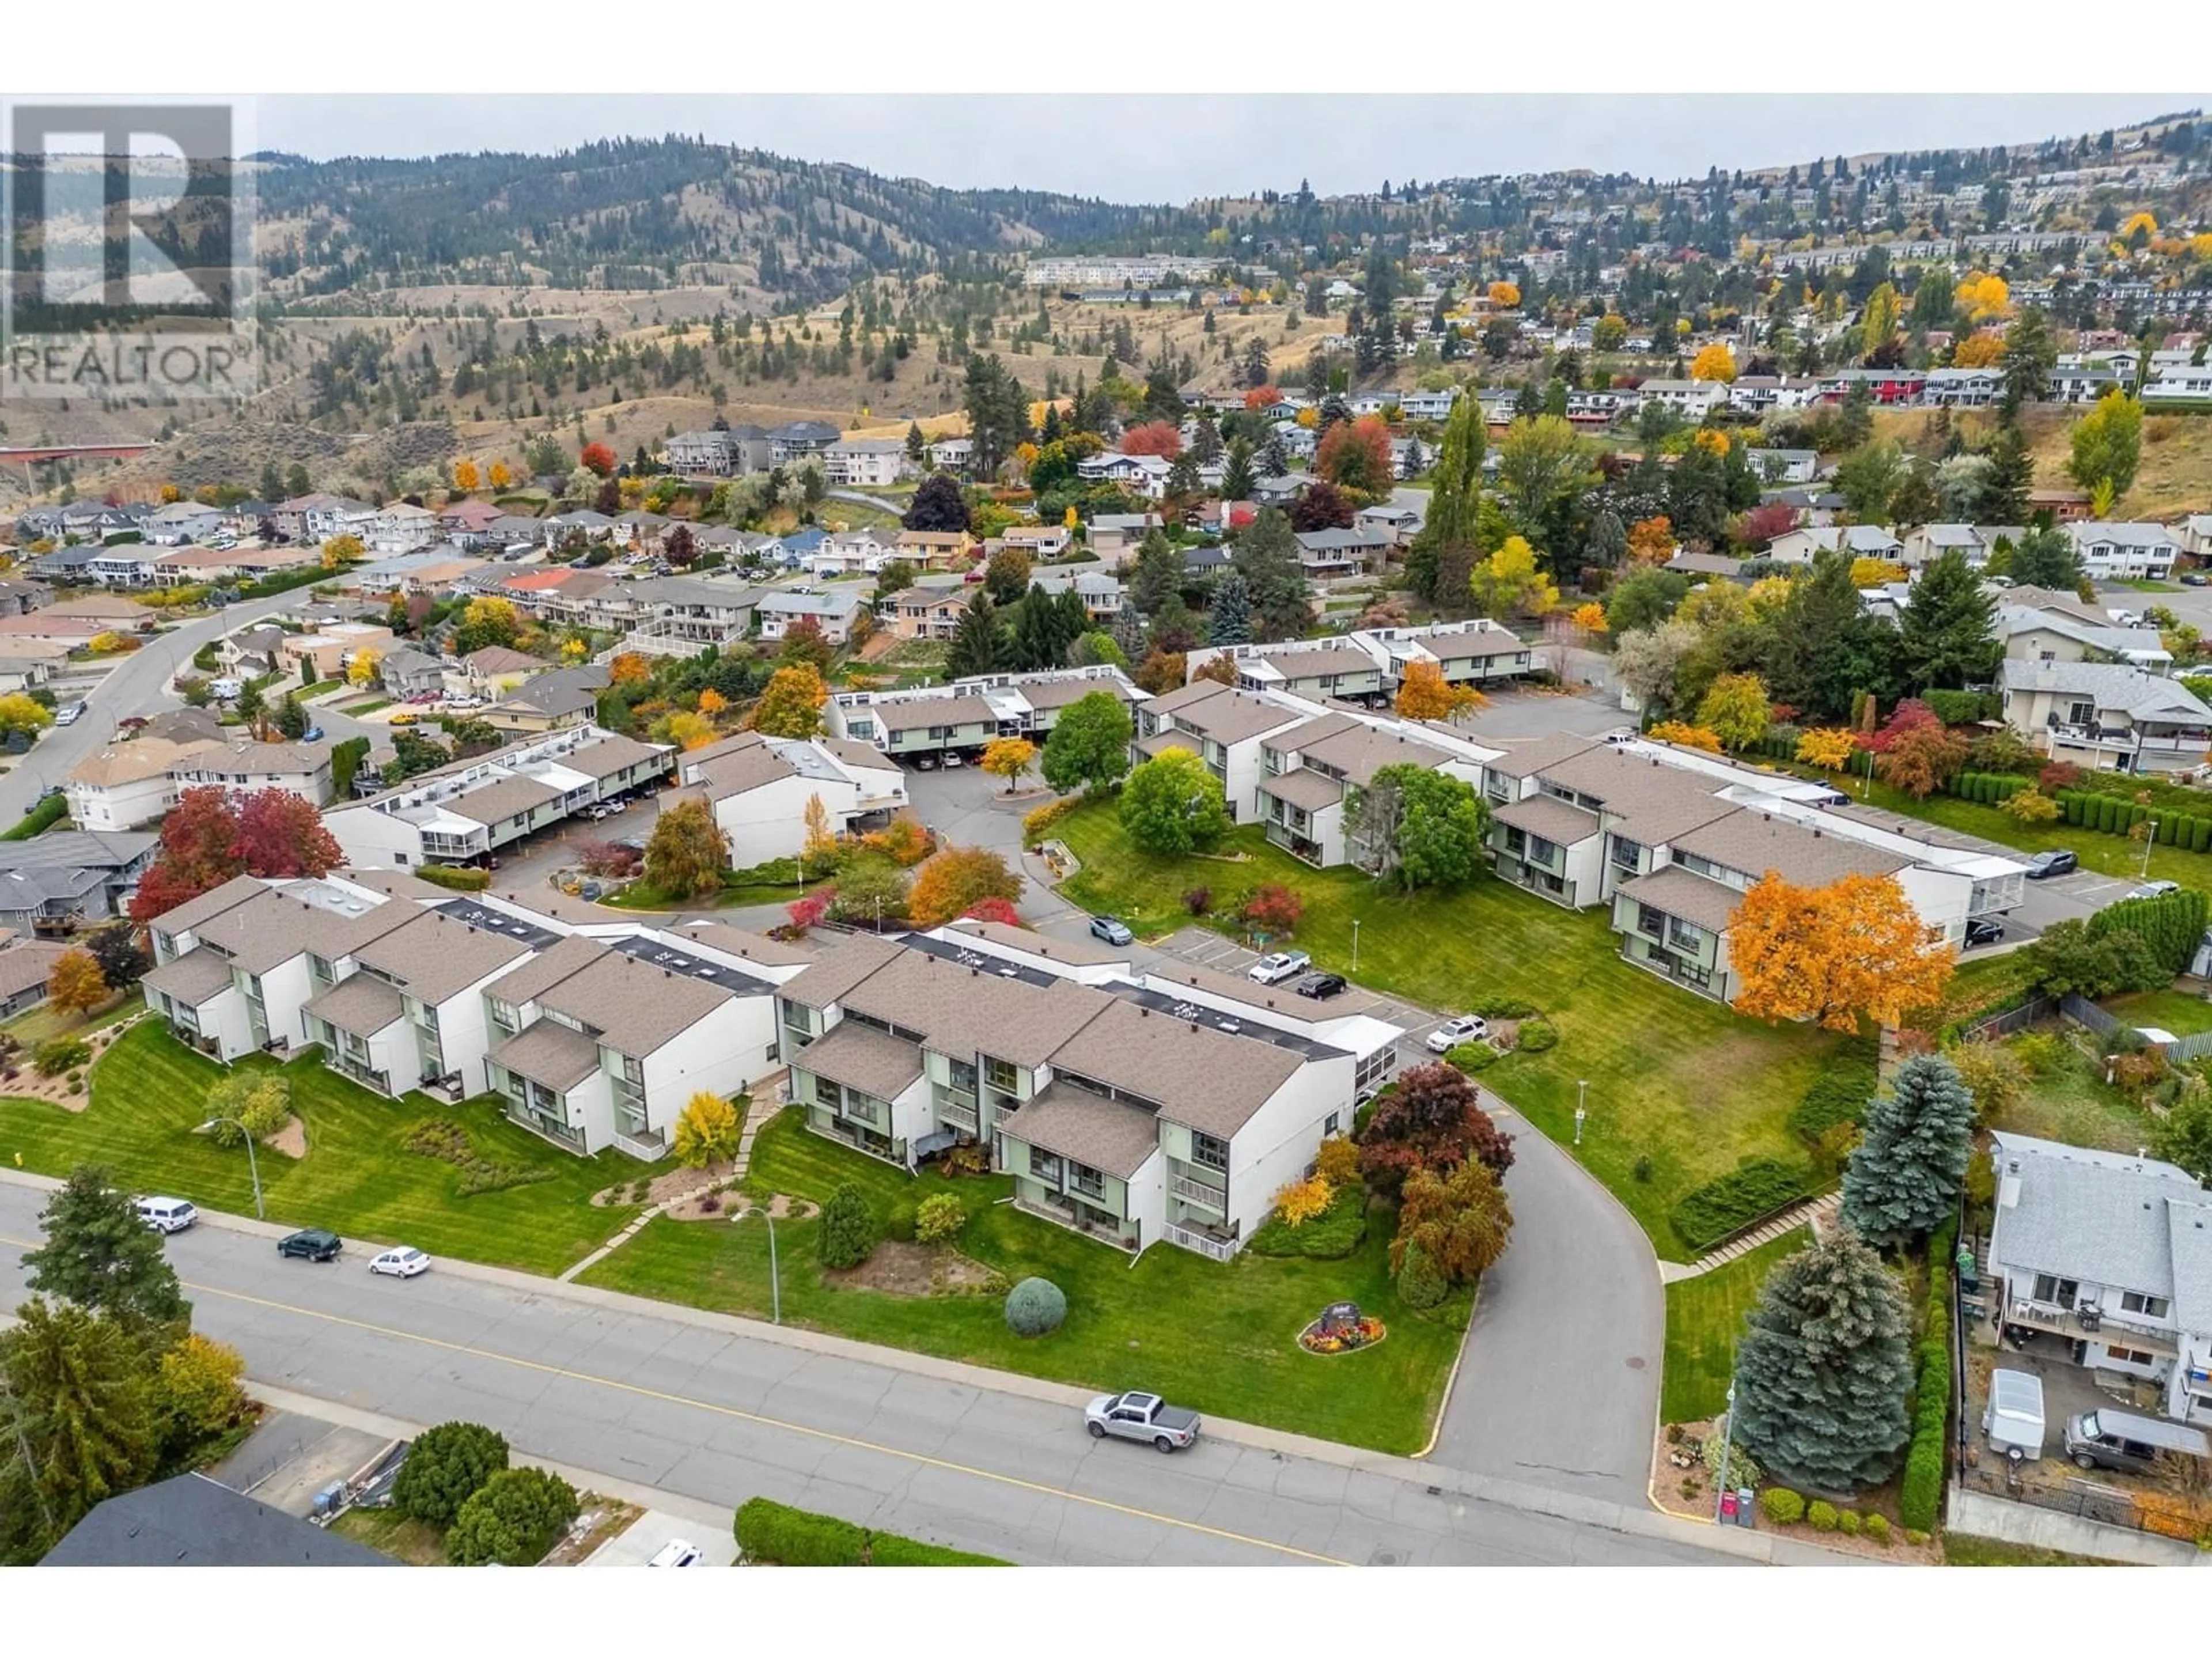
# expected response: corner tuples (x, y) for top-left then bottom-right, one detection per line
(1244, 1183), (1368, 1259)
(1807, 1500), (1839, 1533)
(817, 1182), (877, 1269)
(1863, 1513), (1892, 1546)
(2012, 1031), (2065, 1077)
(1313, 1135), (1361, 1187)
(733, 1498), (1009, 1566)
(1787, 1046), (1877, 1145)
(915, 1192), (966, 1245)
(1181, 885), (1213, 916)
(34, 1037), (92, 1077)
(1005, 1276), (1067, 1336)
(1668, 1157), (1817, 1253)
(885, 1201), (918, 1243)
(1395, 1240), (1449, 1310)
(1447, 1041), (1498, 1072)
(863, 1533), (1011, 1566)
(1020, 796), (1078, 845)
(1760, 1487), (1806, 1525)
(1514, 1017), (1558, 1054)
(1269, 1174), (1334, 1228)
(2, 793), (69, 840)
(445, 1465), (579, 1566)
(1839, 1509), (1863, 1536)
(1469, 995), (1539, 1019)
(1904, 1528), (1928, 1547)
(393, 1420), (510, 1528)
(415, 863), (492, 892)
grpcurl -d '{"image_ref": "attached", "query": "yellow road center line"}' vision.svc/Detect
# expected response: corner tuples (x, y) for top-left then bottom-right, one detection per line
(1, 1237), (1350, 1566)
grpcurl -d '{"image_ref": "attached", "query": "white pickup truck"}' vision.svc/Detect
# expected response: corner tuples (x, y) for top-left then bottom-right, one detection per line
(1084, 1391), (1202, 1453)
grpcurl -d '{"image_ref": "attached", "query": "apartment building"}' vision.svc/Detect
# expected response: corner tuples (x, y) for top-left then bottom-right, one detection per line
(1132, 681), (1310, 823)
(1255, 709), (1492, 868)
(827, 666), (1147, 761)
(672, 730), (907, 865)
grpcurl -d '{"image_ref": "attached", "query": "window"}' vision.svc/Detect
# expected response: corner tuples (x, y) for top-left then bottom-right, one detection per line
(2122, 1291), (2172, 1319)
(1503, 827), (1527, 857)
(1610, 835), (1644, 870)
(2033, 1274), (2080, 1308)
(1190, 1131), (1229, 1173)
(1324, 1112), (1341, 1137)
(2105, 1346), (2155, 1368)
(1028, 1147), (1062, 1185)
(984, 1056), (1019, 1094)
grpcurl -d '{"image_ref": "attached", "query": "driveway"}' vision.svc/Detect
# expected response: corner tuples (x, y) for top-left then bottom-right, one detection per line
(585, 1508), (741, 1568)
(204, 1408), (390, 1517)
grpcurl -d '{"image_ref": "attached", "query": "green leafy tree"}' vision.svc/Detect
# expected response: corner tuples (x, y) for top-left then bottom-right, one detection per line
(1, 1300), (160, 1558)
(1604, 566), (1691, 634)
(445, 1465), (579, 1567)
(272, 694), (308, 741)
(1694, 672), (1771, 751)
(2067, 390), (2143, 506)
(1495, 413), (1596, 554)
(1840, 1053), (1976, 1247)
(393, 1420), (510, 1528)
(2154, 1092), (2212, 1185)
(1349, 764), (1488, 890)
(983, 546), (1033, 606)
(915, 1194), (967, 1245)
(818, 1182), (877, 1270)
(643, 798), (729, 900)
(1833, 440), (1905, 520)
(1898, 548), (1999, 691)
(203, 1070), (291, 1149)
(22, 1165), (188, 1329)
(1119, 748), (1231, 854)
(1733, 1234), (1912, 1491)
(1405, 393), (1488, 600)
(1038, 691), (1133, 794)
(2008, 524), (2084, 590)
(152, 1332), (249, 1462)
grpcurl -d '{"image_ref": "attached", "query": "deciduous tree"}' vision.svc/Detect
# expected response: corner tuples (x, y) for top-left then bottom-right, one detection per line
(907, 847), (1022, 927)
(1468, 535), (1558, 620)
(1039, 691), (1133, 794)
(672, 1092), (741, 1169)
(1840, 1052), (1975, 1247)
(1644, 719), (1722, 752)
(1626, 515), (1676, 564)
(1315, 415), (1393, 495)
(903, 472), (970, 534)
(2069, 389), (2143, 504)
(1690, 343), (1738, 382)
(1119, 748), (1230, 854)
(1390, 1158), (1514, 1285)
(1796, 727), (1859, 770)
(750, 664), (828, 738)
(1729, 872), (1956, 1031)
(643, 798), (729, 900)
(1357, 1061), (1514, 1202)
(452, 596), (522, 654)
(1694, 672), (1771, 751)
(44, 950), (107, 1017)
(980, 736), (1037, 793)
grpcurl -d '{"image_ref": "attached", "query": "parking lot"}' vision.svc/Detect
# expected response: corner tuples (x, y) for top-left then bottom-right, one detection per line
(1143, 926), (1466, 1056)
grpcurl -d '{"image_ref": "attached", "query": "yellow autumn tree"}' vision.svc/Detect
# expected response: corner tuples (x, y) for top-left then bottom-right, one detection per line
(1645, 721), (1722, 752)
(1850, 557), (1908, 588)
(749, 664), (829, 738)
(1744, 575), (1796, 621)
(1952, 333), (2006, 368)
(1956, 271), (2010, 320)
(1690, 343), (1737, 382)
(980, 736), (1037, 794)
(1692, 427), (1730, 456)
(671, 1091), (741, 1169)
(347, 648), (381, 688)
(1467, 535), (1558, 620)
(1626, 516), (1676, 564)
(1796, 728), (1859, 770)
(159, 483), (181, 504)
(1487, 281), (1521, 310)
(696, 687), (729, 720)
(487, 461), (513, 490)
(801, 793), (838, 874)
(1393, 658), (1487, 722)
(2118, 211), (2158, 243)
(609, 651), (652, 686)
(1729, 872), (1956, 1032)
(320, 533), (365, 570)
(665, 710), (717, 749)
(452, 459), (480, 493)
(1570, 601), (1608, 638)
(46, 949), (108, 1016)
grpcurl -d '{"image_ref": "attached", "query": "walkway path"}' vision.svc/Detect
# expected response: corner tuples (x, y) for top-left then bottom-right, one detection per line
(556, 1086), (784, 1282)
(1657, 1192), (1838, 1285)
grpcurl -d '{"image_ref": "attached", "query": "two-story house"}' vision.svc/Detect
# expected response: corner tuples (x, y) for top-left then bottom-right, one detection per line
(2068, 522), (2181, 582)
(673, 731), (906, 865)
(1999, 659), (2212, 774)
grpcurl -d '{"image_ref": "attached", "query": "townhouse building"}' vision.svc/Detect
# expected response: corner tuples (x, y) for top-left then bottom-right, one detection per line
(672, 730), (907, 865)
(828, 666), (1146, 762)
(823, 437), (911, 487)
(1253, 709), (1491, 868)
(876, 584), (972, 643)
(1132, 681), (1312, 823)
(756, 586), (868, 645)
(1185, 619), (1536, 704)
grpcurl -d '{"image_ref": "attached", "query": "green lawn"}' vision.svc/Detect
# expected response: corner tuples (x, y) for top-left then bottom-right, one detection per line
(1942, 1533), (2116, 1566)
(1986, 1035), (2159, 1154)
(331, 1506), (448, 1565)
(2104, 985), (2212, 1036)
(0, 1020), (649, 1276)
(1055, 802), (1844, 1259)
(3, 994), (143, 1048)
(1660, 1229), (1809, 1424)
(296, 678), (346, 699)
(579, 1111), (1469, 1453)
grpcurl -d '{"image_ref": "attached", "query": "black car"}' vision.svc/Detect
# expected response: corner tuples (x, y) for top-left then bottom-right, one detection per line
(2024, 849), (2080, 880)
(2184, 571), (2210, 587)
(276, 1228), (343, 1262)
(1965, 916), (2005, 948)
(1294, 972), (1348, 999)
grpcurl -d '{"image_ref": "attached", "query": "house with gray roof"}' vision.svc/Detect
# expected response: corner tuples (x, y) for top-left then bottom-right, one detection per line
(1131, 680), (1310, 821)
(1987, 1131), (2212, 1427)
(41, 1474), (395, 1567)
(1999, 658), (2212, 775)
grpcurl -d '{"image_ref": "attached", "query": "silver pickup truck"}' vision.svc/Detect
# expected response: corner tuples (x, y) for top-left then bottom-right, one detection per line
(1085, 1391), (1202, 1452)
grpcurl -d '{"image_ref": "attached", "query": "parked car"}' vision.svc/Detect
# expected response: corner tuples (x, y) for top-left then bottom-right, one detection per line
(55, 701), (85, 726)
(941, 752), (965, 768)
(135, 1196), (198, 1234)
(276, 1228), (343, 1262)
(2130, 880), (2181, 900)
(302, 725), (324, 743)
(368, 1246), (431, 1278)
(1426, 1014), (1491, 1054)
(1964, 917), (2005, 948)
(647, 1540), (702, 1567)
(911, 755), (938, 771)
(1084, 1391), (1201, 1453)
(2064, 1408), (2209, 1475)
(1294, 972), (1347, 999)
(389, 711), (418, 727)
(2023, 849), (2079, 880)
(1088, 915), (1134, 946)
(1601, 727), (1639, 745)
(1247, 950), (1312, 985)
(2184, 571), (2210, 587)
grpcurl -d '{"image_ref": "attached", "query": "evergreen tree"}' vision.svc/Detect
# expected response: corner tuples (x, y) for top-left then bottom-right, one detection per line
(273, 694), (308, 741)
(2001, 307), (2056, 415)
(1191, 412), (1223, 464)
(1128, 529), (1187, 616)
(1207, 572), (1253, 645)
(1734, 1233), (1911, 1493)
(1840, 1052), (1976, 1247)
(944, 593), (1003, 679)
(0, 1299), (160, 1561)
(1148, 593), (1201, 656)
(1259, 431), (1290, 477)
(22, 1165), (188, 1330)
(1231, 508), (1312, 641)
(1985, 421), (2034, 524)
(1898, 548), (1999, 692)
(1220, 437), (1257, 503)
(1763, 550), (1872, 720)
(2010, 523), (2084, 590)
(1009, 586), (1067, 672)
(1109, 597), (1147, 663)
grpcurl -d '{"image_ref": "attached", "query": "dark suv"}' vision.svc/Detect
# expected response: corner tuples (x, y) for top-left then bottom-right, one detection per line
(1295, 972), (1348, 999)
(2024, 849), (2079, 880)
(277, 1228), (343, 1262)
(1964, 916), (2005, 948)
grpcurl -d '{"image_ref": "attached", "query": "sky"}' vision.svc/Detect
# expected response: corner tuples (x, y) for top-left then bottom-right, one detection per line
(253, 94), (2208, 205)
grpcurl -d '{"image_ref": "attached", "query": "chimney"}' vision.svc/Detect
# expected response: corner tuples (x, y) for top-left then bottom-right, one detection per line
(1998, 1161), (2022, 1210)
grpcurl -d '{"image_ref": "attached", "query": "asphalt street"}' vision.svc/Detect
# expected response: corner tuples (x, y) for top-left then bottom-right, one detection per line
(0, 1181), (1750, 1567)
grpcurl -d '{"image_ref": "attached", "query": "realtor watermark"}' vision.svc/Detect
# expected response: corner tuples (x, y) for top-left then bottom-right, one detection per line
(2, 98), (257, 403)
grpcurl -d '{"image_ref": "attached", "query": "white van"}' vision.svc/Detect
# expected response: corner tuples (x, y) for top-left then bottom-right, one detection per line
(136, 1196), (198, 1234)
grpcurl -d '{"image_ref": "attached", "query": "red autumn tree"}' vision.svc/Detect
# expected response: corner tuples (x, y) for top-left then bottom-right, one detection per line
(664, 524), (697, 567)
(1864, 698), (1968, 799)
(1740, 501), (1798, 550)
(1356, 1062), (1516, 1201)
(1315, 415), (1394, 495)
(1289, 480), (1355, 532)
(128, 786), (343, 923)
(960, 896), (1023, 927)
(787, 890), (834, 931)
(579, 442), (618, 478)
(1243, 385), (1282, 411)
(1119, 421), (1183, 459)
(1239, 884), (1305, 938)
(234, 790), (344, 878)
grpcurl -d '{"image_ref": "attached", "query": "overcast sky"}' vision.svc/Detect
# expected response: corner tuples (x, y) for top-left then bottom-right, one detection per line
(255, 94), (2206, 203)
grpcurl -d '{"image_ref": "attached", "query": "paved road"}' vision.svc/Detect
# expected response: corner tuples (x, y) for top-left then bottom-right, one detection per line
(0, 1181), (1754, 1567)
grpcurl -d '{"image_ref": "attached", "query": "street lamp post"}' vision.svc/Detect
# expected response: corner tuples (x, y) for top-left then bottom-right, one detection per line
(1575, 1078), (1588, 1145)
(740, 1206), (781, 1324)
(198, 1116), (264, 1219)
(1714, 1377), (1739, 1525)
(2142, 819), (2161, 880)
(1351, 918), (1361, 975)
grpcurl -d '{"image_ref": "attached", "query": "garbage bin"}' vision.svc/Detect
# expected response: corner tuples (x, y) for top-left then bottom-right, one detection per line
(1718, 1488), (1738, 1524)
(1736, 1486), (1755, 1527)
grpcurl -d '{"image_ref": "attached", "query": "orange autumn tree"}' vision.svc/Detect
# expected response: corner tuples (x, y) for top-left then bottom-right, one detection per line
(1393, 658), (1488, 722)
(1626, 515), (1676, 564)
(1570, 601), (1608, 639)
(1690, 343), (1737, 382)
(906, 846), (1022, 927)
(1644, 720), (1722, 752)
(608, 652), (652, 687)
(1487, 281), (1521, 309)
(1729, 872), (1956, 1032)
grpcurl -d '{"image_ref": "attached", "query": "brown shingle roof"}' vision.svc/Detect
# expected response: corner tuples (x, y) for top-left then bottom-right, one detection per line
(1297, 721), (1456, 787)
(1147, 681), (1306, 745)
(1493, 793), (1601, 846)
(305, 972), (406, 1037)
(1000, 1083), (1162, 1179)
(537, 949), (736, 1056)
(1479, 733), (1604, 780)
(687, 736), (797, 799)
(192, 889), (413, 976)
(487, 1020), (601, 1091)
(483, 934), (609, 1007)
(1616, 865), (1743, 935)
(1047, 997), (1301, 1139)
(565, 733), (671, 780)
(870, 695), (997, 734)
(776, 934), (907, 1010)
(1671, 808), (1912, 887)
(1421, 628), (1530, 662)
(449, 774), (563, 827)
(838, 949), (1108, 1069)
(148, 873), (266, 937)
(1013, 675), (1135, 712)
(350, 911), (533, 1006)
(677, 922), (818, 969)
(938, 918), (1128, 967)
(141, 947), (236, 1005)
(0, 941), (69, 999)
(1258, 768), (1344, 813)
(793, 1018), (925, 1102)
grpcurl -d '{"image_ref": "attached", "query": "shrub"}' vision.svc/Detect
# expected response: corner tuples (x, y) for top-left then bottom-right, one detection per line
(1514, 1017), (1558, 1054)
(204, 1071), (291, 1147)
(1005, 1277), (1067, 1336)
(1313, 1135), (1361, 1187)
(915, 1192), (966, 1245)
(1447, 1041), (1498, 1072)
(415, 863), (493, 892)
(1395, 1240), (1448, 1310)
(1244, 1183), (1368, 1259)
(1181, 885), (1213, 916)
(817, 1182), (878, 1270)
(863, 1533), (1010, 1566)
(1863, 1513), (1892, 1546)
(1905, 1528), (1929, 1547)
(1469, 995), (1539, 1019)
(1788, 1048), (1877, 1144)
(1668, 1157), (1817, 1253)
(34, 1037), (92, 1077)
(1703, 1431), (1760, 1490)
(393, 1420), (510, 1528)
(1020, 796), (1078, 845)
(1633, 1156), (1654, 1183)
(1839, 1509), (1863, 1536)
(1807, 1500), (1839, 1533)
(1760, 1487), (1806, 1525)
(445, 1465), (580, 1566)
(1270, 1174), (1334, 1228)
(885, 1201), (918, 1243)
(2012, 1031), (2064, 1077)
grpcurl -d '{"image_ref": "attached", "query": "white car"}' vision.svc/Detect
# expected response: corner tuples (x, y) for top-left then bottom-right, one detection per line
(941, 752), (965, 768)
(647, 1540), (702, 1567)
(1426, 1014), (1491, 1054)
(368, 1246), (431, 1278)
(1248, 950), (1312, 985)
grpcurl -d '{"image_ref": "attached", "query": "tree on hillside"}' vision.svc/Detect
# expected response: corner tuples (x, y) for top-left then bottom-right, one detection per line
(452, 596), (522, 655)
(1733, 1234), (1912, 1492)
(1898, 548), (1999, 691)
(1689, 343), (1737, 381)
(23, 1165), (188, 1329)
(2000, 306), (2056, 416)
(2068, 389), (2143, 509)
(944, 593), (1003, 679)
(1316, 415), (1393, 495)
(903, 471), (971, 535)
(643, 798), (729, 900)
(1357, 1061), (1514, 1202)
(1348, 764), (1488, 891)
(1207, 572), (1253, 645)
(1128, 529), (1187, 617)
(1693, 672), (1771, 751)
(1729, 872), (1956, 1031)
(1840, 1052), (1976, 1247)
(750, 664), (828, 738)
(1468, 536), (1558, 620)
(1219, 437), (1257, 503)
(1495, 414), (1595, 553)
(1407, 393), (1486, 600)
(1288, 479), (1355, 532)
(1119, 748), (1230, 855)
(1038, 691), (1132, 795)
(1230, 508), (1312, 640)
(983, 545), (1032, 605)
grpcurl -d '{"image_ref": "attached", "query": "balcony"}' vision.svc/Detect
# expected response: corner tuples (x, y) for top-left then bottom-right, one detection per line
(1168, 1162), (1227, 1212)
(1164, 1222), (1235, 1262)
(615, 1126), (668, 1161)
(938, 1100), (979, 1135)
(2004, 1296), (2176, 1357)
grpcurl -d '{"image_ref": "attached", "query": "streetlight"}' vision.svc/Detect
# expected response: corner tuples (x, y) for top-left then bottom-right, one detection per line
(2142, 819), (2161, 880)
(1351, 918), (1361, 975)
(198, 1116), (264, 1219)
(1575, 1079), (1588, 1145)
(738, 1206), (780, 1324)
(1714, 1377), (1739, 1525)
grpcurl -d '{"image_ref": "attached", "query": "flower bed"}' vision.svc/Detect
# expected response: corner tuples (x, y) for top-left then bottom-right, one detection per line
(1297, 1315), (1388, 1355)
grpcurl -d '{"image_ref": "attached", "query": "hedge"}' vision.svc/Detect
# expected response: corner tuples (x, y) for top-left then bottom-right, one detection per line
(1947, 771), (2032, 807)
(2052, 787), (2212, 854)
(1, 793), (69, 841)
(733, 1497), (1010, 1566)
(1923, 689), (2000, 725)
(2089, 888), (2211, 978)
(416, 863), (493, 892)
(1900, 1215), (1958, 1535)
(1668, 1157), (1819, 1254)
(1787, 1043), (1878, 1145)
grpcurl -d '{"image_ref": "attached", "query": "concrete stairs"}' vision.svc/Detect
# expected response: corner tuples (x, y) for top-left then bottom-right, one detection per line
(1657, 1191), (1839, 1285)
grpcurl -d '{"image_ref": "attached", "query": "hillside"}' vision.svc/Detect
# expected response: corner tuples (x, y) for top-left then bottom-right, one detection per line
(1873, 404), (2212, 521)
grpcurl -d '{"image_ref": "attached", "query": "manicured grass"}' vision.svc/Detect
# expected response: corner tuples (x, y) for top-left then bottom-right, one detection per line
(296, 678), (346, 699)
(1987, 1035), (2158, 1154)
(331, 1506), (448, 1565)
(3, 994), (142, 1047)
(1942, 1533), (2116, 1566)
(580, 1111), (1469, 1453)
(1055, 801), (1844, 1259)
(1660, 1228), (1809, 1424)
(2104, 985), (2212, 1036)
(0, 1020), (649, 1276)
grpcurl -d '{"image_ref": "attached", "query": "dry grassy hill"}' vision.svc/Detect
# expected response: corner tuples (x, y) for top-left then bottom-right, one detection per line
(1874, 404), (2212, 520)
